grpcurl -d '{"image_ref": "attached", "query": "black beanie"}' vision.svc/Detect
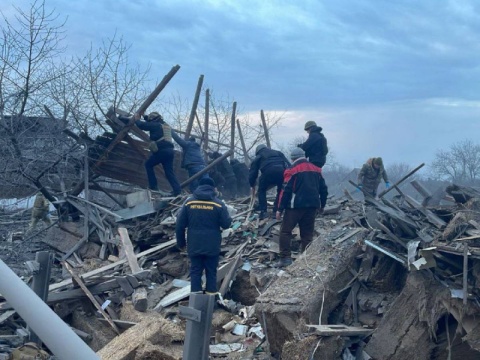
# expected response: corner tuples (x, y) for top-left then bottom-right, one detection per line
(199, 177), (216, 187)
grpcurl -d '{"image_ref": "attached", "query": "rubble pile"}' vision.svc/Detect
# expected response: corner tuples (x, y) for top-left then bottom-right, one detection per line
(0, 181), (480, 359)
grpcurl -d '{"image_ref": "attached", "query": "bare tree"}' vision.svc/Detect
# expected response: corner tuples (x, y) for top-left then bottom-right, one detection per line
(430, 139), (480, 185)
(0, 0), (77, 200)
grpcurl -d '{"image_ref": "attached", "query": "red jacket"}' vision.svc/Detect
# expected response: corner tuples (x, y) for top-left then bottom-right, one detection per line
(278, 158), (328, 211)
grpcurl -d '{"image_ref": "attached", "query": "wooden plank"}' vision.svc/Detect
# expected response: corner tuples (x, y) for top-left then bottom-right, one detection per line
(410, 180), (432, 206)
(0, 310), (15, 324)
(62, 262), (120, 334)
(334, 229), (363, 246)
(306, 324), (374, 337)
(98, 318), (137, 330)
(154, 285), (191, 309)
(455, 234), (480, 241)
(378, 163), (425, 198)
(117, 227), (148, 312)
(404, 195), (446, 229)
(49, 240), (176, 292)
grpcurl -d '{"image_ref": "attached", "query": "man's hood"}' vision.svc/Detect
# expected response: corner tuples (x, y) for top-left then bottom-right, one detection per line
(193, 185), (217, 200)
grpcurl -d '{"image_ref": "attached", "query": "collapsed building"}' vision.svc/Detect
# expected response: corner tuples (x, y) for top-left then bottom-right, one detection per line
(0, 67), (479, 359)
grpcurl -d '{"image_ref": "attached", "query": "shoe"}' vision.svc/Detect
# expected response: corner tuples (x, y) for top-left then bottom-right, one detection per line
(273, 257), (293, 268)
(259, 211), (267, 220)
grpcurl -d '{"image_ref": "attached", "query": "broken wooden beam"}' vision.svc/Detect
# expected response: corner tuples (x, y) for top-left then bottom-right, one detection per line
(49, 240), (175, 292)
(180, 149), (233, 188)
(260, 110), (271, 148)
(185, 74), (204, 139)
(117, 228), (148, 312)
(378, 163), (425, 198)
(306, 324), (374, 337)
(62, 262), (120, 335)
(410, 180), (433, 206)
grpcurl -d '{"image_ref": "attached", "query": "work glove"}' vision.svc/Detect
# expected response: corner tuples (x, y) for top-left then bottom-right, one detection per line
(385, 182), (391, 189)
(355, 185), (363, 193)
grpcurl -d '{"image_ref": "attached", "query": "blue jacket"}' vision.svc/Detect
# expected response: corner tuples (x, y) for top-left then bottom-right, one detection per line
(176, 185), (232, 256)
(171, 131), (205, 168)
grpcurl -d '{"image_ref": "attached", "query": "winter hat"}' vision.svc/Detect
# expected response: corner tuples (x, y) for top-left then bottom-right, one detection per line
(199, 177), (216, 187)
(147, 112), (162, 121)
(255, 144), (267, 155)
(304, 121), (317, 130)
(373, 157), (383, 167)
(290, 147), (305, 160)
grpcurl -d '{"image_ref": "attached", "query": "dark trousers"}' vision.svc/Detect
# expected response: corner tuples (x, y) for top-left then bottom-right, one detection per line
(258, 166), (284, 212)
(279, 208), (317, 258)
(190, 254), (220, 292)
(187, 164), (208, 192)
(145, 147), (181, 193)
(223, 175), (237, 199)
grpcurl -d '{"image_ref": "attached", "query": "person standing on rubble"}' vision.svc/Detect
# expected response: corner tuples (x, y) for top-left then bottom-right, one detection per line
(297, 121), (329, 168)
(171, 131), (209, 192)
(176, 177), (232, 294)
(230, 159), (250, 197)
(27, 192), (51, 233)
(134, 112), (181, 196)
(249, 144), (291, 220)
(208, 151), (237, 200)
(357, 157), (390, 198)
(275, 148), (328, 267)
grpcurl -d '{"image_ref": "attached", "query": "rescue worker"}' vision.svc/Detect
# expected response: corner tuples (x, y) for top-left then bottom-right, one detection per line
(171, 131), (208, 192)
(275, 148), (328, 267)
(357, 157), (390, 198)
(298, 121), (329, 168)
(28, 192), (51, 233)
(249, 144), (290, 220)
(134, 112), (181, 196)
(176, 177), (232, 294)
(230, 159), (250, 197)
(209, 152), (237, 200)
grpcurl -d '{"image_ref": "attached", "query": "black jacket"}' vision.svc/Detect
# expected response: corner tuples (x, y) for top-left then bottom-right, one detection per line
(210, 152), (235, 178)
(176, 185), (232, 256)
(278, 158), (328, 211)
(230, 159), (249, 184)
(249, 148), (290, 187)
(135, 119), (173, 150)
(299, 126), (328, 167)
(171, 131), (205, 168)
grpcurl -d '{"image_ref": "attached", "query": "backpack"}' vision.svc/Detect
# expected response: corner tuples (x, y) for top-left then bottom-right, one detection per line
(10, 343), (49, 360)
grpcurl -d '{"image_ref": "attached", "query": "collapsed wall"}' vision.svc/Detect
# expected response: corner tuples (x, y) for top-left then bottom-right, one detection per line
(255, 230), (364, 356)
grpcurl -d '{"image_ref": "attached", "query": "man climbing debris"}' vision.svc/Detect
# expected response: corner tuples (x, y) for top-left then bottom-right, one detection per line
(357, 157), (390, 198)
(27, 192), (51, 233)
(133, 112), (181, 196)
(298, 120), (329, 168)
(171, 131), (209, 192)
(176, 177), (232, 294)
(249, 144), (290, 220)
(275, 148), (328, 267)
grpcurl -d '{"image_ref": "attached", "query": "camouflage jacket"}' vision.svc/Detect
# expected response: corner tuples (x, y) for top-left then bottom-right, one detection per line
(357, 158), (389, 195)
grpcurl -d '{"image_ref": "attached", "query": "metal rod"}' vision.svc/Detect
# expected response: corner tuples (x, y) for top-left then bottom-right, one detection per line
(0, 259), (99, 359)
(185, 74), (204, 139)
(463, 244), (468, 305)
(260, 110), (271, 148)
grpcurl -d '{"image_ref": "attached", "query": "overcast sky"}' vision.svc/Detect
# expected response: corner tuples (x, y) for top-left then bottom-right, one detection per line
(5, 0), (480, 169)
